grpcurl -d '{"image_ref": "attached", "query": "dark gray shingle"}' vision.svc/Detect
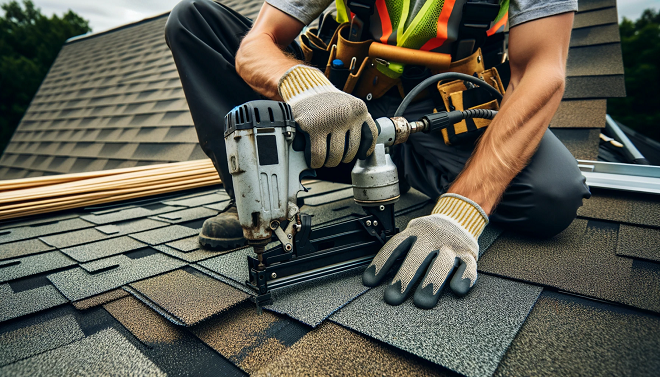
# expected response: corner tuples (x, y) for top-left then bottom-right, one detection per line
(48, 253), (186, 301)
(330, 275), (543, 377)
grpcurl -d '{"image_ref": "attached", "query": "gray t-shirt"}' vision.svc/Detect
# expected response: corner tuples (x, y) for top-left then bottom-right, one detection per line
(265, 0), (578, 29)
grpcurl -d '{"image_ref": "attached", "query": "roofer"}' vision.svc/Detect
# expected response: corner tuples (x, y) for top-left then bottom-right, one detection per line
(165, 0), (590, 309)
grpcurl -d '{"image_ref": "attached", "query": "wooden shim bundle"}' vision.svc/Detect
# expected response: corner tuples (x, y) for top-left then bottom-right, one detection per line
(0, 159), (221, 221)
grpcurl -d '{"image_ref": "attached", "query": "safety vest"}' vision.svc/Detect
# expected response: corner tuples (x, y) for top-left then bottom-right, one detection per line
(336, 0), (509, 53)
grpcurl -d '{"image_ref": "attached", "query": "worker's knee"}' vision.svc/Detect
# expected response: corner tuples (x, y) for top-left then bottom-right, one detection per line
(525, 173), (589, 237)
(492, 130), (591, 238)
(165, 0), (216, 46)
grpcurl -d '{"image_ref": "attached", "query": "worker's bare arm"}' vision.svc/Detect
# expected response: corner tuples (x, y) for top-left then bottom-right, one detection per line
(448, 12), (574, 215)
(235, 3), (305, 99)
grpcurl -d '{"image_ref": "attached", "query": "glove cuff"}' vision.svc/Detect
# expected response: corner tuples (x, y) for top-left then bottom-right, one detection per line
(432, 193), (489, 239)
(278, 64), (337, 104)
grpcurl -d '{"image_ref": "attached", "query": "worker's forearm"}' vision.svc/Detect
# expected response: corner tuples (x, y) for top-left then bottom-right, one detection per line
(236, 33), (301, 100)
(448, 68), (566, 215)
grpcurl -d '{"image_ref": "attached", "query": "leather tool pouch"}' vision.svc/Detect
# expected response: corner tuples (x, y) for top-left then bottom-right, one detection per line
(298, 26), (341, 71)
(438, 68), (504, 145)
(436, 67), (505, 145)
(324, 23), (373, 91)
(348, 58), (400, 99)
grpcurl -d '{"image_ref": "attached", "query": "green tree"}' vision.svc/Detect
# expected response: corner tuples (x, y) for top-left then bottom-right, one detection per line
(608, 9), (660, 141)
(0, 0), (90, 153)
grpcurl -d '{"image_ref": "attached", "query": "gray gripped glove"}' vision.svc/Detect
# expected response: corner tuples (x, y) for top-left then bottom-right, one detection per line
(363, 193), (489, 309)
(278, 64), (379, 169)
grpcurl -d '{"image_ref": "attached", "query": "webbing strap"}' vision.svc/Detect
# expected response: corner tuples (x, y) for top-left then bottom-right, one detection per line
(454, 0), (505, 56)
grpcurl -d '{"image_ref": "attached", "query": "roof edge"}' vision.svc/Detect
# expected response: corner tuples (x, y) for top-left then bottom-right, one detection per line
(66, 11), (171, 44)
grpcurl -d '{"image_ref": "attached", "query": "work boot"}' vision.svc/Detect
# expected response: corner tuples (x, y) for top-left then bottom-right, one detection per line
(199, 199), (247, 250)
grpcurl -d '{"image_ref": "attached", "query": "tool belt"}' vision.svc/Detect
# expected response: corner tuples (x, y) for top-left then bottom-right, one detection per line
(298, 22), (506, 145)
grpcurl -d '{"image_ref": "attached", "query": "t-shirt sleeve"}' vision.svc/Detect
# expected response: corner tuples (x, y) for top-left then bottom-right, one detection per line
(509, 0), (578, 28)
(265, 0), (335, 25)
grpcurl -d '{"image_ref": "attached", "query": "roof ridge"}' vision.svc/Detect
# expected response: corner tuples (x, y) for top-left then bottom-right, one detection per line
(66, 11), (172, 44)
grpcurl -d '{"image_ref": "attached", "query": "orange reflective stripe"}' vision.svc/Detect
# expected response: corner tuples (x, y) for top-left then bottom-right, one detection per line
(419, 0), (457, 51)
(486, 11), (508, 36)
(376, 0), (392, 44)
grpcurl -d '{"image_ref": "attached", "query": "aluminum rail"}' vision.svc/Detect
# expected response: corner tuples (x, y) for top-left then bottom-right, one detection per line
(605, 115), (649, 165)
(578, 160), (660, 194)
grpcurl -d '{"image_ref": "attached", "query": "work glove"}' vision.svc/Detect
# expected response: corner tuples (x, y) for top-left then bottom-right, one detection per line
(278, 64), (378, 169)
(363, 193), (488, 309)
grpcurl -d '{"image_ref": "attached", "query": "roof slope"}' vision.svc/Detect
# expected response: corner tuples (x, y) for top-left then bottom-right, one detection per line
(0, 0), (624, 179)
(0, 1), (263, 180)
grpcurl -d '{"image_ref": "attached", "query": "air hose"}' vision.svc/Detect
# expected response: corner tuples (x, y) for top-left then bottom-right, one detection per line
(393, 72), (502, 129)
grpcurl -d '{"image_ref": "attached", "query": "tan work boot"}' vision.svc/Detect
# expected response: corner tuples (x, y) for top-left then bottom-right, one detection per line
(198, 199), (247, 250)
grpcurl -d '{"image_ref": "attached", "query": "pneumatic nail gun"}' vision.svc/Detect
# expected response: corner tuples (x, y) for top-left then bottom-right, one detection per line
(223, 98), (498, 309)
(223, 100), (432, 308)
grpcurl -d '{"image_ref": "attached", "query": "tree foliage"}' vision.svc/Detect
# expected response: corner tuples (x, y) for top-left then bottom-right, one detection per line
(0, 0), (90, 153)
(608, 8), (660, 141)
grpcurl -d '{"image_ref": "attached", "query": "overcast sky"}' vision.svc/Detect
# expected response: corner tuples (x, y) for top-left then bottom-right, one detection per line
(2, 0), (658, 34)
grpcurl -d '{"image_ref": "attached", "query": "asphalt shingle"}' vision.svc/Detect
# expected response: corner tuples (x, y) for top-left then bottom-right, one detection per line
(0, 314), (84, 367)
(128, 224), (199, 245)
(254, 322), (447, 377)
(151, 206), (217, 224)
(577, 189), (660, 227)
(330, 275), (543, 377)
(197, 247), (253, 286)
(162, 191), (229, 208)
(570, 23), (620, 47)
(573, 6), (618, 29)
(0, 284), (68, 322)
(60, 236), (147, 263)
(564, 75), (626, 99)
(40, 218), (167, 248)
(494, 291), (660, 377)
(165, 235), (200, 252)
(566, 44), (624, 77)
(81, 205), (182, 225)
(549, 99), (606, 128)
(191, 301), (309, 374)
(479, 219), (660, 313)
(0, 328), (166, 376)
(0, 251), (76, 283)
(265, 269), (370, 327)
(104, 295), (184, 345)
(616, 224), (660, 262)
(47, 253), (186, 301)
(102, 294), (247, 377)
(72, 289), (130, 310)
(0, 218), (93, 245)
(552, 128), (601, 160)
(154, 243), (220, 263)
(128, 268), (250, 326)
(0, 238), (55, 261)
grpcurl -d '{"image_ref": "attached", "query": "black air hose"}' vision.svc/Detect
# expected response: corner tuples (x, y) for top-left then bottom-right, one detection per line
(461, 108), (498, 120)
(394, 72), (502, 125)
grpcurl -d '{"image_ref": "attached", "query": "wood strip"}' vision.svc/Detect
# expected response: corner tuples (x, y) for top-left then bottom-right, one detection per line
(0, 159), (214, 192)
(0, 160), (222, 221)
(0, 173), (219, 212)
(0, 167), (218, 203)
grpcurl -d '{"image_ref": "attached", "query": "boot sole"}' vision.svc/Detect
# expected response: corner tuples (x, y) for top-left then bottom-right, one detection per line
(198, 234), (247, 251)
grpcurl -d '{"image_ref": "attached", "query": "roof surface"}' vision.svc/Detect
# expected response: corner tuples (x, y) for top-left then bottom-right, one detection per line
(0, 0), (624, 179)
(1, 1), (656, 376)
(0, 178), (658, 376)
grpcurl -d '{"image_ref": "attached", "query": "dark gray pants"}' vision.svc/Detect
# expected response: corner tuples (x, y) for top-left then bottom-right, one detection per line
(165, 0), (591, 237)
